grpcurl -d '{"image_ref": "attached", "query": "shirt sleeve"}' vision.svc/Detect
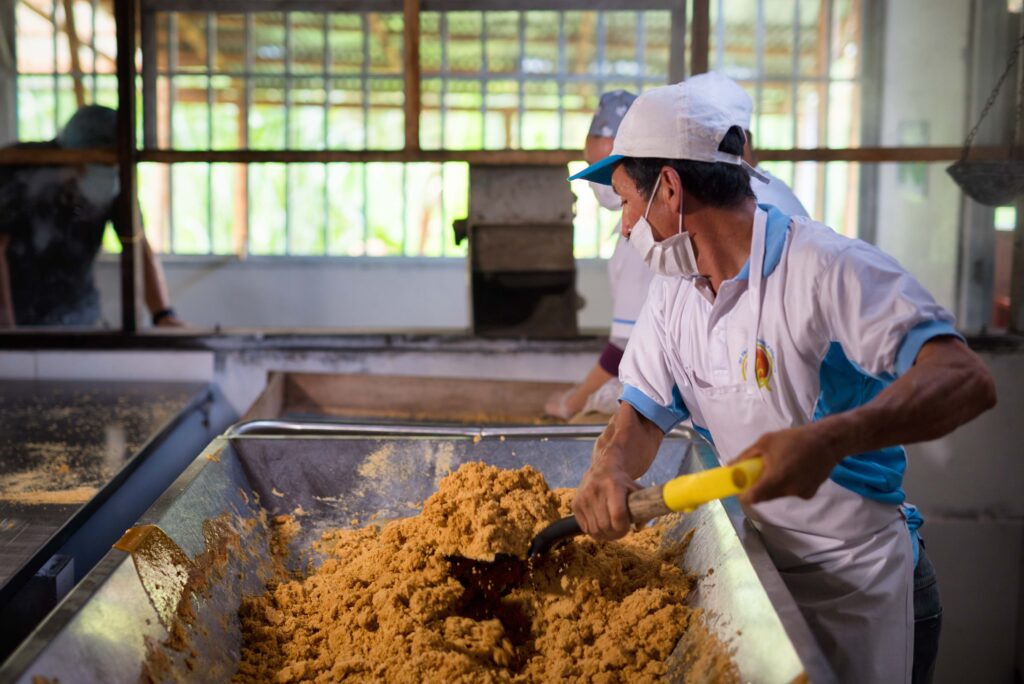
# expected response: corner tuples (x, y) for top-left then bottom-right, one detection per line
(608, 232), (655, 341)
(819, 242), (963, 379)
(618, 280), (690, 433)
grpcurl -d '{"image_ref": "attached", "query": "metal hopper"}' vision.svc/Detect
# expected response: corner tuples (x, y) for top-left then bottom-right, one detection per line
(0, 422), (834, 683)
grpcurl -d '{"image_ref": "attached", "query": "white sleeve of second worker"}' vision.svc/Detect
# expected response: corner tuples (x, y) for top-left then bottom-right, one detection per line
(618, 279), (690, 433)
(819, 242), (960, 378)
(618, 280), (675, 404)
(608, 231), (655, 340)
(753, 169), (809, 219)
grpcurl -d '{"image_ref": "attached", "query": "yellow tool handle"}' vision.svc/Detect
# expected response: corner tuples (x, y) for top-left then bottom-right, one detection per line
(661, 457), (764, 513)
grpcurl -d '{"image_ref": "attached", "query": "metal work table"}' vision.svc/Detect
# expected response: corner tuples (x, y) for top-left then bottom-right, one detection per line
(0, 380), (237, 658)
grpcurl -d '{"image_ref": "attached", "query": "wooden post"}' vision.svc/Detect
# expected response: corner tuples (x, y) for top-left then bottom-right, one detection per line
(403, 0), (421, 152)
(667, 0), (686, 82)
(141, 5), (157, 147)
(114, 0), (140, 333)
(689, 0), (709, 77)
(0, 0), (16, 145)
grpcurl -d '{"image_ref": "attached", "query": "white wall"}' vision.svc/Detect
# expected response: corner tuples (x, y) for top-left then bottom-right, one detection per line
(903, 351), (1024, 684)
(873, 0), (971, 313)
(94, 256), (615, 332)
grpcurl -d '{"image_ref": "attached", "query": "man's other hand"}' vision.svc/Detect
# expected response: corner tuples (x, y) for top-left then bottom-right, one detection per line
(736, 427), (842, 506)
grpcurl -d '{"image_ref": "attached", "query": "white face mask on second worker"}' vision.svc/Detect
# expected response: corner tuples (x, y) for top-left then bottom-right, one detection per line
(589, 181), (622, 210)
(627, 173), (700, 278)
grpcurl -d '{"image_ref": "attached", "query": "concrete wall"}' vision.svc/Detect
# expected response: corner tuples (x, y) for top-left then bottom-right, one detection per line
(94, 256), (615, 332)
(903, 350), (1024, 684)
(872, 0), (972, 314)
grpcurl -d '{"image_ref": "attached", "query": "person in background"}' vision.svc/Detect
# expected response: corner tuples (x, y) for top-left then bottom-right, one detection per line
(545, 90), (651, 420)
(0, 105), (183, 328)
(547, 74), (809, 421)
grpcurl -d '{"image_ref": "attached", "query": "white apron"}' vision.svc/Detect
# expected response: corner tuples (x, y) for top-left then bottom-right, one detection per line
(692, 210), (914, 684)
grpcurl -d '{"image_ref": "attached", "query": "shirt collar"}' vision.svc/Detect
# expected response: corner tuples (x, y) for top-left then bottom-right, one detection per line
(734, 203), (790, 281)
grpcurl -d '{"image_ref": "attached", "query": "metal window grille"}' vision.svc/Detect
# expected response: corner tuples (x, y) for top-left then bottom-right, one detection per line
(709, 0), (863, 234)
(12, 1), (864, 255)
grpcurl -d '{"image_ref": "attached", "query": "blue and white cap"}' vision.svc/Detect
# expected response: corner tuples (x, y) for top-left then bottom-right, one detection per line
(588, 90), (638, 139)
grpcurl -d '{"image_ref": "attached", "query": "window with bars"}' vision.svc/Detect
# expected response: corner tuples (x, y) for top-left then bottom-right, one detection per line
(709, 0), (863, 234)
(11, 1), (866, 257)
(136, 8), (674, 258)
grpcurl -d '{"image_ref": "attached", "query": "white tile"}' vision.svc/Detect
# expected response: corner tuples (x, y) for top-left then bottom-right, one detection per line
(35, 351), (215, 383)
(0, 352), (36, 379)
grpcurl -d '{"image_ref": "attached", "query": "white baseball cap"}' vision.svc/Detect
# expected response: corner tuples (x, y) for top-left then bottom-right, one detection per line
(687, 71), (753, 131)
(569, 79), (750, 186)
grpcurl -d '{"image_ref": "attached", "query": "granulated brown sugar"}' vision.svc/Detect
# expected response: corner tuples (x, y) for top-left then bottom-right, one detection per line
(417, 462), (561, 561)
(234, 462), (738, 683)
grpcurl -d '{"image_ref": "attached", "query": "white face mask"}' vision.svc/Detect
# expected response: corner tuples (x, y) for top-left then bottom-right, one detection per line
(589, 181), (622, 210)
(627, 174), (700, 278)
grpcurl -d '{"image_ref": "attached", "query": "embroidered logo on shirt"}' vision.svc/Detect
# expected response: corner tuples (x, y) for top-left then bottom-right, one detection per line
(740, 340), (774, 390)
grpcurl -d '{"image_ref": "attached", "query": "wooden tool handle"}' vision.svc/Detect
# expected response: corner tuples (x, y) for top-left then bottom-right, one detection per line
(627, 484), (671, 523)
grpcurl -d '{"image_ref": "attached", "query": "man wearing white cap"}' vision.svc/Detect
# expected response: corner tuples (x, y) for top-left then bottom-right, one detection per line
(548, 79), (808, 421)
(567, 80), (995, 682)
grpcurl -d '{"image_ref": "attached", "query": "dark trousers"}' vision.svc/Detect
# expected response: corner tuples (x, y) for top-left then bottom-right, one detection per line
(913, 541), (942, 684)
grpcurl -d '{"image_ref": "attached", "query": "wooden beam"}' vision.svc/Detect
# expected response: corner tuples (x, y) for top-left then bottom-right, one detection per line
(123, 145), (1021, 166)
(755, 146), (1018, 163)
(140, 0), (678, 13)
(403, 0), (421, 152)
(688, 0), (708, 76)
(667, 0), (686, 82)
(137, 148), (582, 165)
(0, 147), (119, 164)
(114, 0), (139, 333)
(2, 145), (1017, 167)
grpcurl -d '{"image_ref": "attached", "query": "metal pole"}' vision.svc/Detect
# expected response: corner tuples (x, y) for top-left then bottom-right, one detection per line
(141, 6), (157, 147)
(403, 0), (421, 151)
(284, 11), (292, 254)
(206, 12), (215, 253)
(322, 11), (330, 254)
(0, 0), (16, 144)
(114, 0), (139, 333)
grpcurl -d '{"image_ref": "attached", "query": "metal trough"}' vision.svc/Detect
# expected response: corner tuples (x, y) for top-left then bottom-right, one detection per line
(0, 422), (834, 683)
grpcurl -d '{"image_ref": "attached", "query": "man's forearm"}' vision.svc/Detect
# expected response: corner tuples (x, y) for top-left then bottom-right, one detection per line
(738, 337), (997, 505)
(592, 402), (664, 479)
(808, 337), (996, 459)
(140, 236), (172, 314)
